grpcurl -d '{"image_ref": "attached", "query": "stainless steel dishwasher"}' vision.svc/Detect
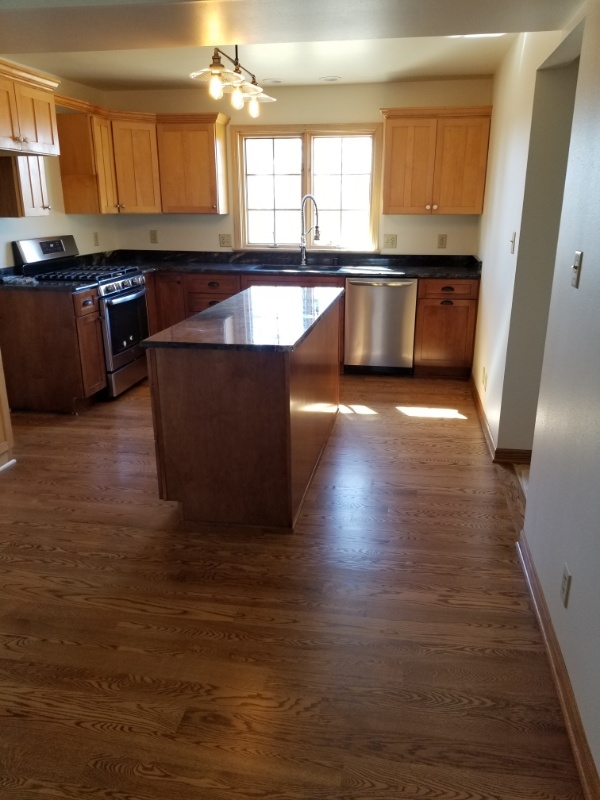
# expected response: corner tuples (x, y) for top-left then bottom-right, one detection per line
(344, 278), (418, 372)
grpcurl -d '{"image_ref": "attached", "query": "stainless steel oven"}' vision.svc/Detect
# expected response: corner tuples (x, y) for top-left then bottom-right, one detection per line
(98, 277), (149, 397)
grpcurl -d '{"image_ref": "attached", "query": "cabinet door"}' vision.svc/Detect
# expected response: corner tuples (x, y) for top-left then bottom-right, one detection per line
(0, 156), (50, 217)
(414, 298), (477, 370)
(432, 116), (490, 214)
(155, 273), (187, 330)
(112, 119), (161, 213)
(0, 76), (20, 152)
(16, 156), (51, 216)
(92, 116), (119, 214)
(13, 82), (59, 155)
(382, 117), (437, 214)
(157, 123), (222, 213)
(76, 312), (107, 397)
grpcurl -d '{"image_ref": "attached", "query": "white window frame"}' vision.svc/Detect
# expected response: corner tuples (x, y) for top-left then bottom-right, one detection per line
(230, 123), (383, 253)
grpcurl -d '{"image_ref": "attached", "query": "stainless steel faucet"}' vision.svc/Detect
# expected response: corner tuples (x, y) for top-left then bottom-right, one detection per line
(300, 194), (320, 265)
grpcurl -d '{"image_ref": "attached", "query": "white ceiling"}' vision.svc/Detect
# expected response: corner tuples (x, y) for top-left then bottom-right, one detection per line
(0, 0), (583, 92)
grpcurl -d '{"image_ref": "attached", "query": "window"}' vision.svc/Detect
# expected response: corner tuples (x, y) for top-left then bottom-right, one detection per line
(233, 125), (381, 251)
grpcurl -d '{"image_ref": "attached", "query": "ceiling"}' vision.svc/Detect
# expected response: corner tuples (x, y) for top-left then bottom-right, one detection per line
(0, 0), (583, 92)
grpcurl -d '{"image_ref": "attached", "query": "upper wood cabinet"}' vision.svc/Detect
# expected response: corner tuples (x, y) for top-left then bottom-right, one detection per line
(381, 107), (491, 215)
(0, 61), (60, 155)
(0, 155), (51, 217)
(111, 117), (161, 213)
(57, 111), (161, 214)
(156, 113), (229, 214)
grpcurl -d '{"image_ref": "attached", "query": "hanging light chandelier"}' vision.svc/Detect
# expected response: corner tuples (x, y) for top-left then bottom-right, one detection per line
(190, 46), (276, 118)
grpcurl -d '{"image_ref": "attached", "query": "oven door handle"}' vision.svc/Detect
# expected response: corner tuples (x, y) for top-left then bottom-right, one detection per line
(105, 287), (147, 306)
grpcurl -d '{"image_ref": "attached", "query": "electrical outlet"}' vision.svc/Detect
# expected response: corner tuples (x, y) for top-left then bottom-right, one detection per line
(92, 232), (99, 247)
(383, 234), (397, 249)
(437, 233), (447, 249)
(149, 230), (158, 244)
(219, 233), (233, 248)
(560, 564), (572, 608)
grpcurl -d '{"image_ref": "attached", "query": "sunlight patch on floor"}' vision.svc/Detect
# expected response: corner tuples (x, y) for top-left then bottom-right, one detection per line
(339, 404), (378, 415)
(396, 406), (468, 419)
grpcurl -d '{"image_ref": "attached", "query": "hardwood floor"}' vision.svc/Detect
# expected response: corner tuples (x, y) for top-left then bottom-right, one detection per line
(0, 375), (584, 799)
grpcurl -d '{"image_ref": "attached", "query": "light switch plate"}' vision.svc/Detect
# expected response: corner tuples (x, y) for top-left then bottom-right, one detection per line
(571, 250), (583, 288)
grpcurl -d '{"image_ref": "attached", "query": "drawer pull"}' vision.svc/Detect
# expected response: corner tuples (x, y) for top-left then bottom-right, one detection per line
(441, 286), (455, 292)
(208, 300), (219, 306)
(208, 281), (219, 288)
(82, 299), (93, 306)
(441, 299), (454, 305)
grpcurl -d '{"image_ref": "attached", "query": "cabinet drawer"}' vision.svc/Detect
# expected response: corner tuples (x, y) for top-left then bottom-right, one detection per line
(418, 278), (479, 299)
(73, 289), (99, 317)
(186, 293), (231, 314)
(185, 274), (240, 294)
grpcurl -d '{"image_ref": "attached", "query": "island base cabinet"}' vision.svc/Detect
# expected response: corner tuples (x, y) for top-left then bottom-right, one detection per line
(146, 300), (340, 530)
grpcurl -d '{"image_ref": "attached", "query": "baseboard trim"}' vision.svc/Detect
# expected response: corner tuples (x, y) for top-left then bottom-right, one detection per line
(470, 378), (531, 464)
(517, 532), (600, 800)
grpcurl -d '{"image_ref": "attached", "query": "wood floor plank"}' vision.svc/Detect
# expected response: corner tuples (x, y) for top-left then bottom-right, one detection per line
(0, 376), (585, 799)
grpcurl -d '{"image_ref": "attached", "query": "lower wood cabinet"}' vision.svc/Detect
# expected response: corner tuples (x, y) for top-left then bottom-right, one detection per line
(0, 288), (107, 413)
(414, 278), (479, 377)
(151, 272), (241, 333)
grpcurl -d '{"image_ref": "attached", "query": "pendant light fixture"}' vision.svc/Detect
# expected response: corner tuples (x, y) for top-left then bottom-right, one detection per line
(190, 46), (276, 117)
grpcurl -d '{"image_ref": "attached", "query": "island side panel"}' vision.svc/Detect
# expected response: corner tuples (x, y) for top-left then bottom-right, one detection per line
(149, 346), (292, 528)
(288, 298), (341, 522)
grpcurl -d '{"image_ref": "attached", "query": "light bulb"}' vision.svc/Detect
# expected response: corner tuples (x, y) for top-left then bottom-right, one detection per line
(248, 96), (260, 118)
(208, 73), (224, 100)
(231, 86), (244, 110)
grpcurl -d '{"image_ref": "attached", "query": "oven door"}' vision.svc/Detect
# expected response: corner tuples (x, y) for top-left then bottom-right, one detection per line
(100, 286), (149, 373)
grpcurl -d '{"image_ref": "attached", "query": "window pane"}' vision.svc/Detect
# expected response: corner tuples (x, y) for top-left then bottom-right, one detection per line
(317, 209), (341, 246)
(245, 139), (274, 175)
(247, 175), (274, 210)
(313, 175), (342, 210)
(313, 138), (342, 175)
(341, 210), (371, 248)
(274, 138), (302, 174)
(275, 210), (299, 243)
(342, 137), (372, 173)
(341, 174), (371, 209)
(247, 210), (275, 244)
(274, 175), (302, 209)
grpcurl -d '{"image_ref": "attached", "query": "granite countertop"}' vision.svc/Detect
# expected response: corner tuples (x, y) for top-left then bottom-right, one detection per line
(142, 285), (344, 351)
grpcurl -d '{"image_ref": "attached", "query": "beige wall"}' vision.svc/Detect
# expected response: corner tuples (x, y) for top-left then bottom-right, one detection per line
(524, 0), (600, 771)
(0, 76), (492, 266)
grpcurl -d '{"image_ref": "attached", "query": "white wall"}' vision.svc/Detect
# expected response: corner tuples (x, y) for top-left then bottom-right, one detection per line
(472, 31), (564, 449)
(524, 0), (600, 771)
(1, 76), (492, 267)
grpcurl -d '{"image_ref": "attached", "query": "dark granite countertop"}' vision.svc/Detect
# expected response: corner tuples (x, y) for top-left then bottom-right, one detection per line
(142, 285), (344, 351)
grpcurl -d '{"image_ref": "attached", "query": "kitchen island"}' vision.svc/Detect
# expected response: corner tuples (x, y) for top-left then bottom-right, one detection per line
(142, 285), (343, 530)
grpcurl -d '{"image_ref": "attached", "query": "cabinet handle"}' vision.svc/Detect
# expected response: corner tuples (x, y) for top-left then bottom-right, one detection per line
(425, 204), (431, 210)
(441, 286), (455, 292)
(42, 205), (52, 210)
(432, 204), (438, 210)
(208, 281), (219, 288)
(82, 299), (93, 306)
(212, 204), (217, 209)
(441, 299), (454, 305)
(208, 300), (218, 306)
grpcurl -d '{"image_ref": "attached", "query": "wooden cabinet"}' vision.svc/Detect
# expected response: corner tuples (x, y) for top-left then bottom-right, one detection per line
(0, 288), (107, 413)
(157, 113), (229, 214)
(57, 112), (161, 214)
(112, 117), (161, 213)
(381, 107), (491, 215)
(153, 272), (241, 332)
(185, 273), (240, 314)
(0, 155), (51, 217)
(57, 114), (119, 214)
(0, 346), (15, 472)
(0, 62), (60, 156)
(414, 278), (479, 377)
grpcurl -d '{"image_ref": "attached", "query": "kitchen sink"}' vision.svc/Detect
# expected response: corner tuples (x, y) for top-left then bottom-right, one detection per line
(252, 264), (341, 271)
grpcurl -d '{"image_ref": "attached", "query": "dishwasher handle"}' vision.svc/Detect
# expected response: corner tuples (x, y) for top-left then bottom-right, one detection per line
(347, 279), (416, 288)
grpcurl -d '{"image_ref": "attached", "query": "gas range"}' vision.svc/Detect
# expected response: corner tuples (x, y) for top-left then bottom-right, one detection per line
(7, 235), (144, 297)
